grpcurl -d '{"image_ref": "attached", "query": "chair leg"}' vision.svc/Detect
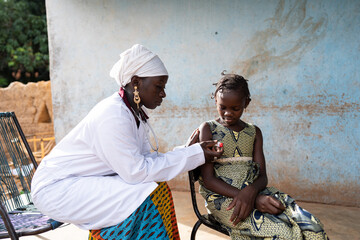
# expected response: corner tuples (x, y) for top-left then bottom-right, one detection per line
(190, 220), (202, 240)
(0, 203), (19, 240)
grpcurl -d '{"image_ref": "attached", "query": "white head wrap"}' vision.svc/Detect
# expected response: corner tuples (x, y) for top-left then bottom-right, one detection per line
(110, 44), (168, 87)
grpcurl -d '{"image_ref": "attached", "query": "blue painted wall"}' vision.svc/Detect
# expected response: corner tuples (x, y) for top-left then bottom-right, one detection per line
(46, 0), (359, 206)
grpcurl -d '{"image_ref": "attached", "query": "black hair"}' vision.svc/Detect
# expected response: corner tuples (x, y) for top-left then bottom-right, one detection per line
(213, 71), (251, 103)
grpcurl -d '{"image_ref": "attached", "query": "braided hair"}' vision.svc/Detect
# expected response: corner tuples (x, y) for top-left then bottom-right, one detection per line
(213, 71), (251, 103)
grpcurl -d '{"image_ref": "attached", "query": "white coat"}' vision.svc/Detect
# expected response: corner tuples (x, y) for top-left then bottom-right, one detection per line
(31, 92), (205, 230)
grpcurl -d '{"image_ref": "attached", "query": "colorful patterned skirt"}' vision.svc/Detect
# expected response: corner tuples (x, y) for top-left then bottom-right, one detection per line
(88, 182), (180, 240)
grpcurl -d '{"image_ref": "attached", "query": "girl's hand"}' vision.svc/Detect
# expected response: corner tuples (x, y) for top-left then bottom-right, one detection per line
(185, 128), (200, 147)
(255, 194), (285, 215)
(227, 185), (257, 225)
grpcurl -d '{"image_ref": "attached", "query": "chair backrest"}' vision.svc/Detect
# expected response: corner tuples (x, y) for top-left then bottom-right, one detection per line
(0, 112), (38, 212)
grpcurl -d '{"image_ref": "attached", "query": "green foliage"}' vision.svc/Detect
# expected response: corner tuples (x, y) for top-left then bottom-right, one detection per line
(0, 0), (48, 87)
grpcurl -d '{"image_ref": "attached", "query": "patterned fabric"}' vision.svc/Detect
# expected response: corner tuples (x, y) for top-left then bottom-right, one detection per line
(199, 120), (329, 240)
(88, 182), (180, 240)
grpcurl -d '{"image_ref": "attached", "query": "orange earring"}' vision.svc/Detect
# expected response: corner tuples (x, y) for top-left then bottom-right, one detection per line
(133, 86), (141, 109)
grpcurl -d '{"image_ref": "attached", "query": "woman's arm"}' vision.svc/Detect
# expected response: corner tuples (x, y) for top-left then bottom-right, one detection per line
(93, 115), (207, 184)
(93, 113), (222, 184)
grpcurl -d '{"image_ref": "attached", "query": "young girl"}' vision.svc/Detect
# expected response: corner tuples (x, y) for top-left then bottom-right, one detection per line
(198, 73), (329, 240)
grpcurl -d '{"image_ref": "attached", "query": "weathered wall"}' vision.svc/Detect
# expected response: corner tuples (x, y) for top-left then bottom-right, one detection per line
(0, 81), (53, 137)
(46, 0), (359, 207)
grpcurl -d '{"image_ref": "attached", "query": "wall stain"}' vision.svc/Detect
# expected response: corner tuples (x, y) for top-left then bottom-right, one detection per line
(151, 96), (359, 119)
(249, 96), (360, 117)
(231, 0), (328, 78)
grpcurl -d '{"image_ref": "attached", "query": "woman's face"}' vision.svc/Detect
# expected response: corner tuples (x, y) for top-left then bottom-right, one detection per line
(138, 76), (168, 109)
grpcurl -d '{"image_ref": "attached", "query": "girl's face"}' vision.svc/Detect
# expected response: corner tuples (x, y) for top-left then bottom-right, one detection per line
(216, 90), (248, 127)
(138, 76), (167, 109)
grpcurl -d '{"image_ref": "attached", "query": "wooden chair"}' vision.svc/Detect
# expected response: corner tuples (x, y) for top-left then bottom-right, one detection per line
(0, 112), (62, 239)
(188, 168), (229, 240)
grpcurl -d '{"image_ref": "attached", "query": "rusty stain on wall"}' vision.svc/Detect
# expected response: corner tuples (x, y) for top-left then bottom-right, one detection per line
(232, 0), (327, 78)
(151, 96), (359, 119)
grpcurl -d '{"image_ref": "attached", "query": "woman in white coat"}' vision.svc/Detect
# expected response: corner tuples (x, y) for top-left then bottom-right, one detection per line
(31, 44), (222, 240)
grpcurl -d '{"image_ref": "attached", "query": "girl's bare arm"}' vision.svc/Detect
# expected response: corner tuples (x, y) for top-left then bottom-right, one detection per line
(248, 126), (268, 193)
(253, 126), (285, 214)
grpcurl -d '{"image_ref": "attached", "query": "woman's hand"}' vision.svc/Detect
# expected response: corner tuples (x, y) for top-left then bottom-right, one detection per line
(185, 128), (223, 162)
(227, 185), (257, 225)
(185, 128), (200, 147)
(199, 140), (223, 163)
(255, 194), (285, 215)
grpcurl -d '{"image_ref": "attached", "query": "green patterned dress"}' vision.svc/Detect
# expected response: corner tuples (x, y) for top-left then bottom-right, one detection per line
(199, 120), (329, 240)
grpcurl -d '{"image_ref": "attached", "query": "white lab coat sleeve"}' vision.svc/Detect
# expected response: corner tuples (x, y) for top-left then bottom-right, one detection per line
(141, 145), (204, 182)
(92, 116), (205, 184)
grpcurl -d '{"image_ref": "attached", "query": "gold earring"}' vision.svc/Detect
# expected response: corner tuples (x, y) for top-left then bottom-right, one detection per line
(133, 86), (141, 109)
